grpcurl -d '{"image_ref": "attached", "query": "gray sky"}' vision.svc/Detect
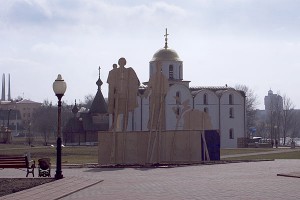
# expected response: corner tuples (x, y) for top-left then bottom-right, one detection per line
(1, 0), (300, 109)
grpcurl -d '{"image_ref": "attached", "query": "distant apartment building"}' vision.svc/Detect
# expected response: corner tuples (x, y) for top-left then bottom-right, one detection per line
(15, 99), (42, 128)
(264, 89), (283, 114)
(0, 99), (42, 134)
(1, 73), (42, 133)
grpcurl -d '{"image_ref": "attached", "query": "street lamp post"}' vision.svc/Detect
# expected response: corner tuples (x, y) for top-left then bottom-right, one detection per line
(53, 74), (67, 180)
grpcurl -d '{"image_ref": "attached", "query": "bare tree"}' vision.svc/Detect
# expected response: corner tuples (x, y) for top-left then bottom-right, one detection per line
(80, 94), (95, 110)
(290, 111), (300, 139)
(281, 94), (295, 145)
(32, 100), (73, 145)
(235, 84), (259, 136)
(32, 100), (56, 145)
(256, 121), (269, 138)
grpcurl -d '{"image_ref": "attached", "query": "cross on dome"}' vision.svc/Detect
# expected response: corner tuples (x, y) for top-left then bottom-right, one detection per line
(96, 66), (103, 89)
(98, 66), (101, 78)
(164, 28), (169, 49)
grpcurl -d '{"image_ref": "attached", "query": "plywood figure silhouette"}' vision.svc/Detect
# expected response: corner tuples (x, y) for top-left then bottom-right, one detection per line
(107, 58), (140, 131)
(183, 109), (212, 130)
(172, 99), (191, 130)
(145, 62), (169, 130)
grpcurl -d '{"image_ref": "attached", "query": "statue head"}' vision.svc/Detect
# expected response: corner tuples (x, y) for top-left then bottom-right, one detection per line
(118, 57), (127, 68)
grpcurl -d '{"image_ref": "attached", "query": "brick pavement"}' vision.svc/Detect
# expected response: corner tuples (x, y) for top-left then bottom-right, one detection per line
(1, 159), (300, 200)
(0, 177), (102, 200)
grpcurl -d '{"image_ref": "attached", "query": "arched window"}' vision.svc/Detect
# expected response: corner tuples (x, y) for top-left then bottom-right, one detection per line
(176, 107), (180, 116)
(229, 94), (234, 105)
(179, 64), (182, 79)
(169, 65), (174, 79)
(176, 91), (181, 104)
(229, 107), (234, 118)
(204, 107), (208, 113)
(203, 93), (208, 105)
(229, 129), (234, 139)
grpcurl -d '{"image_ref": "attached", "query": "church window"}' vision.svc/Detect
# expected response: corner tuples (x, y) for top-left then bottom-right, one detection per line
(169, 65), (174, 79)
(176, 91), (181, 104)
(179, 64), (182, 79)
(229, 94), (234, 105)
(229, 129), (234, 139)
(229, 107), (234, 118)
(176, 107), (180, 116)
(204, 107), (208, 113)
(203, 93), (208, 105)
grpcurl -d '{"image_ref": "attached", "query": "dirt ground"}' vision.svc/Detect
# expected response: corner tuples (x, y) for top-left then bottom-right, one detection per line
(0, 178), (55, 197)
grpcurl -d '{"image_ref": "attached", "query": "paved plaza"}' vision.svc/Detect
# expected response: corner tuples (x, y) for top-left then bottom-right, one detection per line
(1, 159), (299, 200)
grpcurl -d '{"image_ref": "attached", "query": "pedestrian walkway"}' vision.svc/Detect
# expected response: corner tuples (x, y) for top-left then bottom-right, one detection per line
(1, 159), (300, 200)
(0, 177), (103, 200)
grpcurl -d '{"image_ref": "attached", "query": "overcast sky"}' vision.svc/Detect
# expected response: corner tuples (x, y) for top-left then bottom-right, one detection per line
(1, 0), (300, 109)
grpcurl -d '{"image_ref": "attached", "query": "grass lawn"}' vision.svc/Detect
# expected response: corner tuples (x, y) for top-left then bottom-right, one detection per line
(222, 150), (300, 160)
(1, 143), (299, 164)
(0, 144), (98, 164)
(221, 148), (277, 156)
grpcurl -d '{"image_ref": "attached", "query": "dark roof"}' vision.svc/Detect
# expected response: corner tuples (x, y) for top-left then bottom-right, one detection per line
(190, 86), (245, 97)
(63, 113), (109, 133)
(89, 89), (108, 114)
(190, 86), (234, 92)
(16, 99), (42, 104)
(78, 113), (108, 131)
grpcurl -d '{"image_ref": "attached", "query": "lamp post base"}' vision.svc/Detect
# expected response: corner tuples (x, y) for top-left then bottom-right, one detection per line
(55, 137), (63, 180)
(55, 174), (63, 180)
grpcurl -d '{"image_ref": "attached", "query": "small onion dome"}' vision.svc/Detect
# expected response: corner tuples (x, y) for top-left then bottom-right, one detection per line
(72, 100), (79, 114)
(96, 66), (103, 90)
(96, 78), (103, 89)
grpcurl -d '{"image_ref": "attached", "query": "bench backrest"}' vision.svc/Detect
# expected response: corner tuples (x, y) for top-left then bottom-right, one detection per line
(0, 156), (29, 168)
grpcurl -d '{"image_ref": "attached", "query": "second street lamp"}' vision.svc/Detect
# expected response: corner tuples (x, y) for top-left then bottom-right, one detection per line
(52, 74), (67, 180)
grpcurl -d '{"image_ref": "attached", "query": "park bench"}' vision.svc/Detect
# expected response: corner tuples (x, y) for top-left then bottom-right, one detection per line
(0, 156), (35, 177)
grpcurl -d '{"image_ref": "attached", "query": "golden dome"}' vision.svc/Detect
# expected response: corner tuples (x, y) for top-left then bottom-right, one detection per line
(151, 48), (181, 62)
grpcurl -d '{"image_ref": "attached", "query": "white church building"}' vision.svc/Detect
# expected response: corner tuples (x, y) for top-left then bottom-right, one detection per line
(108, 32), (246, 149)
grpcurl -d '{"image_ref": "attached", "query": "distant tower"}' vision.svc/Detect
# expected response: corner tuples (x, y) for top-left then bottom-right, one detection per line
(8, 73), (11, 101)
(264, 89), (283, 114)
(1, 74), (5, 101)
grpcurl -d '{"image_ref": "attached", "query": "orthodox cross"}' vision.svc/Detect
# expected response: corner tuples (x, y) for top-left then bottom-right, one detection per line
(98, 66), (101, 78)
(164, 28), (169, 49)
(96, 66), (103, 90)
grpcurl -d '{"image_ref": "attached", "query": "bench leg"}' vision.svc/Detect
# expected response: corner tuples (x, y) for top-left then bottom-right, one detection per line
(27, 168), (35, 177)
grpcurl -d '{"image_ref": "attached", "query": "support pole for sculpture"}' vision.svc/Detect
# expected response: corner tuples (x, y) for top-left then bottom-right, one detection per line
(122, 72), (130, 164)
(157, 95), (164, 163)
(202, 131), (210, 161)
(146, 103), (156, 163)
(150, 92), (164, 163)
(110, 93), (118, 164)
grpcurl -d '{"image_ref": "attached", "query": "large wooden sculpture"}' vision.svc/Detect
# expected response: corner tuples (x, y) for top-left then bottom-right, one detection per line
(107, 58), (140, 132)
(145, 62), (169, 130)
(144, 62), (169, 162)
